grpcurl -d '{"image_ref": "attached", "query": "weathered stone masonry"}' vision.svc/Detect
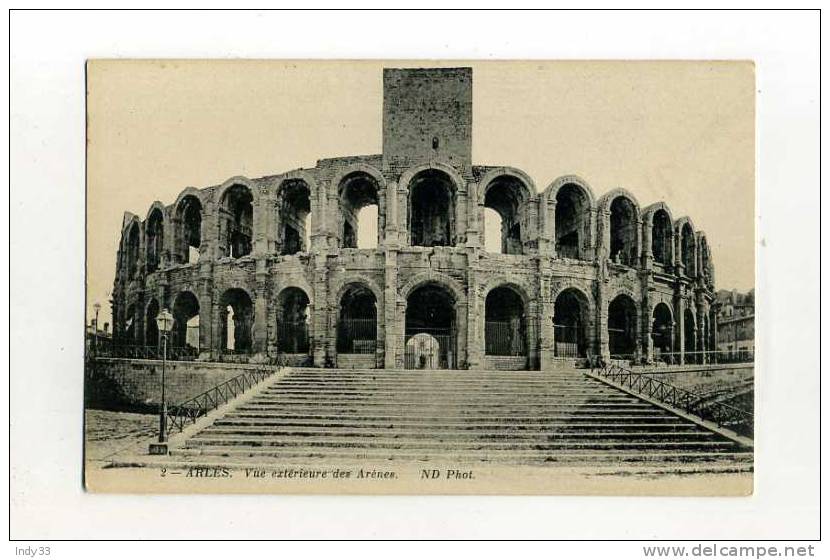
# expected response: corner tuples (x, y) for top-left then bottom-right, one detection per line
(111, 67), (717, 370)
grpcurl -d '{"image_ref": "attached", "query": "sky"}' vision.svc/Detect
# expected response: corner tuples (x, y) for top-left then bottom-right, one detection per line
(87, 60), (755, 328)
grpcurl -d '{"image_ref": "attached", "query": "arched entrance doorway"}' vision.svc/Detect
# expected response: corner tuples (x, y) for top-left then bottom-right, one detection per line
(145, 209), (164, 273)
(609, 196), (638, 266)
(651, 209), (673, 267)
(277, 179), (312, 255)
(172, 291), (200, 352)
(276, 287), (311, 355)
(338, 172), (381, 249)
(175, 195), (202, 264)
(408, 170), (456, 247)
(684, 308), (696, 364)
(482, 176), (528, 255)
(219, 184), (253, 259)
(145, 298), (160, 348)
(337, 283), (378, 357)
(484, 286), (527, 363)
(553, 288), (590, 358)
(219, 288), (254, 354)
(608, 294), (638, 359)
(555, 184), (590, 260)
(405, 283), (456, 369)
(651, 303), (674, 363)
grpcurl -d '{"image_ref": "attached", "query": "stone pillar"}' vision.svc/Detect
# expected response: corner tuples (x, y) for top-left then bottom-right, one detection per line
(253, 261), (269, 356)
(643, 301), (653, 363)
(383, 249), (399, 369)
(584, 208), (598, 261)
(312, 258), (329, 367)
(676, 297), (686, 365)
(385, 180), (399, 246)
(538, 264), (555, 370)
(467, 182), (481, 249)
(642, 218), (653, 270)
(599, 209), (611, 262)
(466, 262), (482, 370)
(547, 199), (558, 258)
(596, 284), (610, 360)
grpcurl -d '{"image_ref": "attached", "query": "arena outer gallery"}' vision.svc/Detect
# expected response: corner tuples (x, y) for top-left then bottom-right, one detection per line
(110, 67), (718, 371)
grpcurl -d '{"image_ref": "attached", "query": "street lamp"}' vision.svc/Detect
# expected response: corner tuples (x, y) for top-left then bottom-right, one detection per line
(92, 303), (101, 356)
(155, 308), (174, 445)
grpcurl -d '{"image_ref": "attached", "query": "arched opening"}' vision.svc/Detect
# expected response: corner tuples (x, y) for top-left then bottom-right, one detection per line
(276, 287), (311, 354)
(175, 195), (202, 264)
(553, 288), (590, 358)
(145, 298), (160, 348)
(219, 288), (254, 353)
(700, 237), (714, 289)
(555, 184), (589, 259)
(124, 222), (140, 280)
(484, 286), (527, 358)
(609, 196), (638, 266)
(651, 209), (673, 267)
(337, 283), (378, 354)
(124, 304), (137, 343)
(145, 209), (164, 273)
(172, 291), (200, 351)
(339, 172), (380, 249)
(409, 170), (456, 247)
(219, 185), (253, 259)
(483, 176), (527, 255)
(405, 283), (456, 369)
(482, 208), (502, 252)
(651, 303), (673, 362)
(680, 223), (695, 275)
(608, 294), (638, 358)
(684, 308), (696, 364)
(277, 179), (311, 256)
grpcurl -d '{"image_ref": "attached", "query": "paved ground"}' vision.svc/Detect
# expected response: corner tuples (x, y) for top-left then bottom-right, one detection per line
(85, 409), (158, 467)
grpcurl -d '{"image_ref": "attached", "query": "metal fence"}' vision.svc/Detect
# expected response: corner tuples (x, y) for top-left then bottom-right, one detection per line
(484, 321), (526, 356)
(337, 318), (377, 354)
(591, 362), (754, 438)
(553, 324), (581, 358)
(404, 329), (456, 369)
(166, 368), (274, 435)
(94, 344), (199, 361)
(277, 320), (310, 354)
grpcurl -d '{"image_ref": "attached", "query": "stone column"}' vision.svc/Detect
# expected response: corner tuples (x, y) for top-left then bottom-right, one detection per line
(385, 180), (399, 246)
(383, 252), (400, 369)
(538, 264), (555, 370)
(312, 258), (329, 367)
(253, 261), (269, 356)
(466, 262), (482, 370)
(198, 265), (213, 360)
(547, 199), (558, 258)
(596, 284), (610, 360)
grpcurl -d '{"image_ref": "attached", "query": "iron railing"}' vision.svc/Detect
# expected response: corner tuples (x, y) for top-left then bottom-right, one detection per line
(591, 362), (753, 438)
(404, 329), (457, 369)
(95, 344), (199, 361)
(337, 318), (377, 354)
(165, 368), (275, 435)
(608, 349), (754, 366)
(278, 320), (310, 353)
(484, 321), (526, 356)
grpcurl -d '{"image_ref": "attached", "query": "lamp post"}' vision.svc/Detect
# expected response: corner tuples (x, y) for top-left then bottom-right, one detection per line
(92, 302), (101, 356)
(155, 308), (174, 445)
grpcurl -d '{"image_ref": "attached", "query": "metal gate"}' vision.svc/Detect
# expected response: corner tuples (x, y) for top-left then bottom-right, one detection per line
(404, 327), (456, 369)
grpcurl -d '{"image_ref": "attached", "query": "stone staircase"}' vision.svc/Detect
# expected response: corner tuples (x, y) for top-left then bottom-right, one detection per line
(168, 368), (753, 470)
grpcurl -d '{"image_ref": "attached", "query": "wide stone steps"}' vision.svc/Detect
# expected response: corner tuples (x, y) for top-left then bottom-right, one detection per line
(168, 367), (751, 470)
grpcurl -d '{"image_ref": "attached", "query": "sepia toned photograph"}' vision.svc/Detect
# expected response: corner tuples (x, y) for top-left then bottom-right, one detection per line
(83, 59), (755, 495)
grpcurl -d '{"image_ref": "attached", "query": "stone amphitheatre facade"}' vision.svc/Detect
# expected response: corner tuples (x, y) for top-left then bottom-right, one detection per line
(111, 67), (717, 371)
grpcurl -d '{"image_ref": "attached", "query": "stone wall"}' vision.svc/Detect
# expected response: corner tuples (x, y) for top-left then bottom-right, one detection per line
(85, 358), (274, 412)
(109, 67), (719, 371)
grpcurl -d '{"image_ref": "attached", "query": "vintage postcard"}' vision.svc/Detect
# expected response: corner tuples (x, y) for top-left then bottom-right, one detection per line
(84, 60), (755, 495)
